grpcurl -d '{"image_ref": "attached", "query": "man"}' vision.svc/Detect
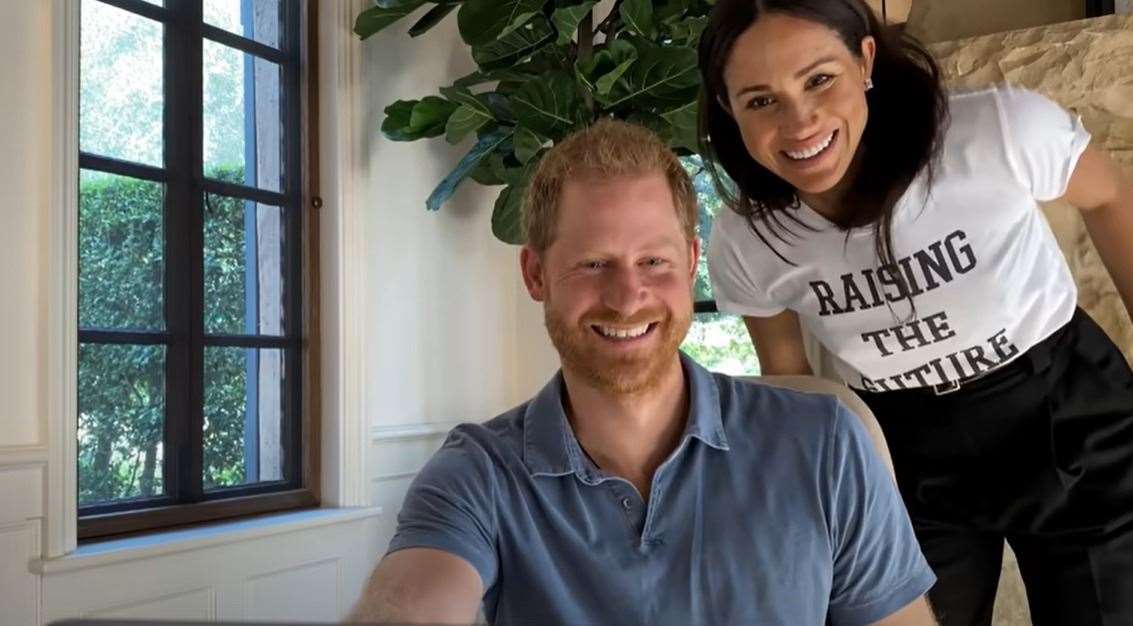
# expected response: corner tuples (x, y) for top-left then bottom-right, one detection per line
(349, 120), (937, 625)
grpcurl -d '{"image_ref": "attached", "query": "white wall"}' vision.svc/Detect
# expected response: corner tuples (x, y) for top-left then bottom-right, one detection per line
(353, 3), (559, 546)
(0, 1), (53, 624)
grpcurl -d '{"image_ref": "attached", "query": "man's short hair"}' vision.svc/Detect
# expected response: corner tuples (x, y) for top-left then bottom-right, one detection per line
(523, 118), (698, 252)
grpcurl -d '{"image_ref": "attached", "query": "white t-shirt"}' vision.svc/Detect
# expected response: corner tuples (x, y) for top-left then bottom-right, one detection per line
(707, 86), (1090, 391)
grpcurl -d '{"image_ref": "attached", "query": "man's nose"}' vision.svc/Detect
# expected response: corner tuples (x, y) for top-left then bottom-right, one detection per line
(601, 266), (647, 316)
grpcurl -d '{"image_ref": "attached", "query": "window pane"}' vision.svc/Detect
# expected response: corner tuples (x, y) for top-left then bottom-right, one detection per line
(682, 313), (761, 376)
(204, 0), (281, 49)
(78, 343), (167, 506)
(684, 155), (726, 302)
(80, 0), (163, 166)
(203, 41), (283, 192)
(204, 347), (287, 490)
(204, 194), (285, 336)
(79, 170), (165, 331)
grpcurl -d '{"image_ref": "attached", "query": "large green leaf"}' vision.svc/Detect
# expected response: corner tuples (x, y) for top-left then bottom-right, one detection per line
(497, 11), (540, 39)
(577, 40), (639, 97)
(408, 3), (459, 37)
(457, 0), (545, 46)
(667, 15), (708, 44)
(619, 0), (654, 38)
(472, 17), (556, 71)
(602, 41), (699, 108)
(509, 71), (582, 140)
(426, 128), (514, 211)
(513, 126), (547, 164)
(380, 100), (416, 141)
(654, 0), (687, 24)
(354, 1), (427, 39)
(409, 96), (459, 136)
(374, 0), (426, 7)
(383, 98), (458, 141)
(552, 2), (597, 46)
(470, 152), (509, 186)
(445, 105), (491, 144)
(439, 86), (494, 117)
(660, 99), (699, 153)
(492, 179), (531, 244)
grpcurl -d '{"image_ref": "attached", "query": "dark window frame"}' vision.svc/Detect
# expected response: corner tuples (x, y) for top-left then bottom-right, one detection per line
(77, 0), (320, 541)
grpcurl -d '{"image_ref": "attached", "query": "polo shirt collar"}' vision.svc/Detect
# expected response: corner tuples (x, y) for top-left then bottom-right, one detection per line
(521, 353), (729, 479)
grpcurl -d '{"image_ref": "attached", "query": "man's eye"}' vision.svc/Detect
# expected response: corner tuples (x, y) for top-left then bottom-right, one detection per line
(582, 260), (606, 270)
(643, 257), (667, 267)
(807, 73), (834, 89)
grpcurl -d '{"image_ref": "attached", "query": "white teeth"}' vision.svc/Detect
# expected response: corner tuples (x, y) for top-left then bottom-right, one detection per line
(596, 324), (651, 339)
(785, 132), (835, 160)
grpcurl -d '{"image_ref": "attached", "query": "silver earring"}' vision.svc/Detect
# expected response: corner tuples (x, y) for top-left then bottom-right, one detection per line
(864, 78), (874, 91)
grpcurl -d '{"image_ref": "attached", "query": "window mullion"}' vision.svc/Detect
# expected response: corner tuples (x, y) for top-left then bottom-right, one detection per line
(163, 0), (206, 506)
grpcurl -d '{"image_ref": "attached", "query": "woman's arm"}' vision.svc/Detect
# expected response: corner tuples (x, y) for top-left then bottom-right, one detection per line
(743, 310), (813, 375)
(1061, 145), (1133, 321)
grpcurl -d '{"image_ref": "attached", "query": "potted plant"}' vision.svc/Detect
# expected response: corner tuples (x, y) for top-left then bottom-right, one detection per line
(355, 0), (715, 243)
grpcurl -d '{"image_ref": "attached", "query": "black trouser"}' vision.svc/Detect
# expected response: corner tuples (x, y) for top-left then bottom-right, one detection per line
(858, 309), (1133, 626)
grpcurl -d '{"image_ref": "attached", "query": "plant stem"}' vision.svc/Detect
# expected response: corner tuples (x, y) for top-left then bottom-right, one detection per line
(579, 10), (595, 115)
(578, 11), (594, 62)
(597, 0), (624, 34)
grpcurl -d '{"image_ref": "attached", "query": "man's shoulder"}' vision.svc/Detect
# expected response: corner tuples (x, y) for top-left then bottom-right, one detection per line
(434, 402), (529, 463)
(714, 372), (845, 431)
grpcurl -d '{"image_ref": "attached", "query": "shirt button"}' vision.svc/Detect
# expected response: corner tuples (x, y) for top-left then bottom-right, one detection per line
(621, 497), (633, 510)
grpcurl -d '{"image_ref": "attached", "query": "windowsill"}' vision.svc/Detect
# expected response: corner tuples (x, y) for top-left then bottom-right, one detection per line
(31, 506), (382, 575)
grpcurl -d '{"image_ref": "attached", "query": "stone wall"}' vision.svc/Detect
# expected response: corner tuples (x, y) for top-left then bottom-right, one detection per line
(908, 0), (1086, 43)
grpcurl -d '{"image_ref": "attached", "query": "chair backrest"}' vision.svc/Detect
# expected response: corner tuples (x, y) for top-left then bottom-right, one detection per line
(737, 375), (894, 476)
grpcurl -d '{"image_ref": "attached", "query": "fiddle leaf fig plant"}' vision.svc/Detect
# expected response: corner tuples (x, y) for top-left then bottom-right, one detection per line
(356, 0), (716, 244)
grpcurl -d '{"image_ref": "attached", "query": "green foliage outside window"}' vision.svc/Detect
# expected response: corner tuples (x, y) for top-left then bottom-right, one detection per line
(78, 167), (255, 505)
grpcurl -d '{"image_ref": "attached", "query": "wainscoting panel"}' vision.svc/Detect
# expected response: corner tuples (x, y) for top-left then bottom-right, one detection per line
(0, 521), (41, 626)
(0, 462), (45, 525)
(40, 510), (384, 625)
(84, 587), (215, 621)
(245, 558), (340, 622)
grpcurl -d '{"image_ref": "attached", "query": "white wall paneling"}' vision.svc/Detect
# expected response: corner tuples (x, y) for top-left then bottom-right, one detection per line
(82, 587), (216, 621)
(46, 0), (80, 561)
(319, 0), (369, 509)
(39, 510), (383, 624)
(244, 558), (340, 622)
(0, 521), (42, 626)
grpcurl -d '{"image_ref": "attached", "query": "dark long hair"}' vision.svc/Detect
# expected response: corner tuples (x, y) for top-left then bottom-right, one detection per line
(697, 0), (949, 300)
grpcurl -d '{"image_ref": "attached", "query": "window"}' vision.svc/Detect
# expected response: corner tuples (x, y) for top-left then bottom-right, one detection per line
(678, 157), (761, 376)
(77, 0), (317, 539)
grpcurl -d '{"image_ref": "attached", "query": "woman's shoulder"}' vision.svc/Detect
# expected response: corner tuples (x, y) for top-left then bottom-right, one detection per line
(944, 84), (1072, 142)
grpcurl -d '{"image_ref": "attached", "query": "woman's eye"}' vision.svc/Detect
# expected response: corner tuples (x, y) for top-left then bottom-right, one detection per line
(807, 73), (834, 89)
(747, 95), (775, 110)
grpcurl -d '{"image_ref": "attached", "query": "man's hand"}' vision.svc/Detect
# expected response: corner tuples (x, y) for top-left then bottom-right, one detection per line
(870, 596), (937, 626)
(346, 548), (483, 625)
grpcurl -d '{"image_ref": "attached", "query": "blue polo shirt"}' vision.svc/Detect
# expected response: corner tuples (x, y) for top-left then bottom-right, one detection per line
(386, 354), (935, 625)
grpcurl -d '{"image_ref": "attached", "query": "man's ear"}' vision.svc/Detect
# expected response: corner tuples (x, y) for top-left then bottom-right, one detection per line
(520, 246), (547, 302)
(688, 237), (702, 281)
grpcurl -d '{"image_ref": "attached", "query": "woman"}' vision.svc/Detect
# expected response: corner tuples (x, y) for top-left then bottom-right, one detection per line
(697, 1), (1133, 624)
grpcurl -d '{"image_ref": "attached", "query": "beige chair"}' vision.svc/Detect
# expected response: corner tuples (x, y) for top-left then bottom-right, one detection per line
(738, 375), (1031, 623)
(737, 375), (895, 477)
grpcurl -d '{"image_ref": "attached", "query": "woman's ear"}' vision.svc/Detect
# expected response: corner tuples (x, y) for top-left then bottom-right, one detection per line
(860, 35), (877, 82)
